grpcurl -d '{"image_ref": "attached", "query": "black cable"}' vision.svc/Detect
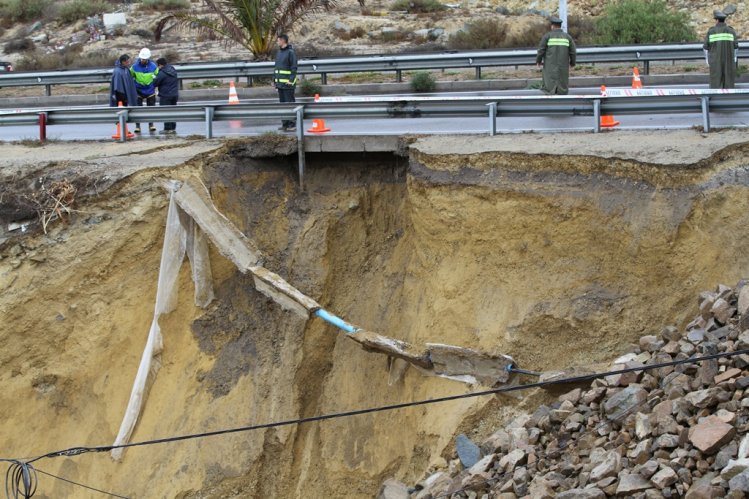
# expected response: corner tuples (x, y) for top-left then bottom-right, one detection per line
(3, 460), (36, 499)
(21, 347), (749, 463)
(34, 468), (129, 499)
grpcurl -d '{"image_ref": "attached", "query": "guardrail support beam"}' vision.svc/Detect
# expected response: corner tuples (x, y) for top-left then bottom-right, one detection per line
(701, 96), (711, 132)
(396, 70), (402, 83)
(45, 84), (51, 97)
(118, 112), (127, 143)
(204, 107), (214, 139)
(321, 73), (327, 85)
(487, 102), (497, 136)
(294, 106), (306, 190)
(593, 99), (601, 133)
(476, 67), (482, 80)
(643, 61), (650, 75)
(38, 112), (47, 143)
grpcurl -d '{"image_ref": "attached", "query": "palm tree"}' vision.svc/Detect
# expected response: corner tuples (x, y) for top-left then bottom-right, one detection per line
(156, 0), (343, 60)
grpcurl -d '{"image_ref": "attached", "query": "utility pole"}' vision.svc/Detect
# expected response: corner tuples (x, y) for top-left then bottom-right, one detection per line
(560, 0), (568, 32)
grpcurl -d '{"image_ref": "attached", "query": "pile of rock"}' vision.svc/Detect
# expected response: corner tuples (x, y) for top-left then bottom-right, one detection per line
(380, 281), (749, 499)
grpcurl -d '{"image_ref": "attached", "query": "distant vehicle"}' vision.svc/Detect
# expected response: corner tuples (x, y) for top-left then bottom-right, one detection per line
(0, 62), (12, 72)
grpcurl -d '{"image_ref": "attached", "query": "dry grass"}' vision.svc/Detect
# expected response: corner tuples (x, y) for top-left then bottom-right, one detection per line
(448, 18), (547, 50)
(16, 45), (114, 71)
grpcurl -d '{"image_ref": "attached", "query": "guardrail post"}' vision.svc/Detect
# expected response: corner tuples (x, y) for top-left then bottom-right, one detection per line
(396, 70), (402, 83)
(701, 96), (711, 132)
(204, 107), (214, 139)
(476, 67), (482, 80)
(45, 84), (51, 97)
(593, 99), (601, 133)
(643, 61), (650, 75)
(38, 112), (47, 143)
(118, 111), (127, 143)
(487, 102), (497, 136)
(294, 106), (306, 190)
(179, 80), (184, 91)
(246, 76), (252, 87)
(321, 73), (327, 85)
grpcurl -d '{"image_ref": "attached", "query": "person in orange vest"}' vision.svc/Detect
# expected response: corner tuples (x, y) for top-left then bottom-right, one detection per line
(536, 16), (577, 95)
(704, 10), (738, 89)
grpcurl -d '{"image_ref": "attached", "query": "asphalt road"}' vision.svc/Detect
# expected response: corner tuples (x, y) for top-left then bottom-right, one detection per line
(1, 86), (748, 142)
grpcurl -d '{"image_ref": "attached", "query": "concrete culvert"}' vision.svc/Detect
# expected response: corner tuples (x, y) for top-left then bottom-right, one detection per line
(2, 130), (749, 497)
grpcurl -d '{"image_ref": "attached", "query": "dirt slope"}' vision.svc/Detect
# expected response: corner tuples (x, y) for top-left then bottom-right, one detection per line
(2, 130), (749, 497)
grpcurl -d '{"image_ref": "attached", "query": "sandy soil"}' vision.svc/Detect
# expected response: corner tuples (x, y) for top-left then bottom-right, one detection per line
(2, 129), (749, 497)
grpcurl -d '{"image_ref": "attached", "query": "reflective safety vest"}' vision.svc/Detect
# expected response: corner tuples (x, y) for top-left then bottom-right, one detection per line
(547, 38), (571, 47)
(708, 33), (735, 42)
(274, 69), (297, 86)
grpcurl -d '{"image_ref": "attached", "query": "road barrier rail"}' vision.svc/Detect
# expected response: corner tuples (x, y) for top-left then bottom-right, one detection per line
(1, 42), (747, 94)
(2, 89), (748, 141)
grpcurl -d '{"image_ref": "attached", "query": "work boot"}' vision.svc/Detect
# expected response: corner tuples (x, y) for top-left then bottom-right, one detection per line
(285, 126), (296, 132)
(149, 125), (157, 132)
(133, 126), (141, 133)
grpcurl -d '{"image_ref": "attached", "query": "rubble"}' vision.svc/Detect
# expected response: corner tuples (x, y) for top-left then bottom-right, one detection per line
(395, 281), (749, 498)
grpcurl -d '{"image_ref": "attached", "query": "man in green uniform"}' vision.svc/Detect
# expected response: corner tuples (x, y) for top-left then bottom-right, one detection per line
(704, 10), (738, 89)
(536, 16), (577, 95)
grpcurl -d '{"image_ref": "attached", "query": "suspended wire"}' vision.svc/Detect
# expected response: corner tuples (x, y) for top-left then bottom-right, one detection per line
(18, 347), (749, 465)
(34, 468), (129, 499)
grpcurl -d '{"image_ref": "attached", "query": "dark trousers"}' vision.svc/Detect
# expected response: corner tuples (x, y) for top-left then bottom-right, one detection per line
(277, 87), (296, 128)
(114, 91), (129, 106)
(159, 95), (178, 130)
(136, 94), (156, 129)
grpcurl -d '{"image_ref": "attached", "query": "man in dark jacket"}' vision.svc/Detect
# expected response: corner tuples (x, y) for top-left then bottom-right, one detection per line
(153, 57), (178, 134)
(110, 54), (138, 108)
(273, 34), (298, 131)
(704, 10), (738, 89)
(536, 17), (577, 95)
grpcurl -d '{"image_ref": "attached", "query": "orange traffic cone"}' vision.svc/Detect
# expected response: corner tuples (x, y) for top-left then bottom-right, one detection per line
(307, 118), (331, 133)
(599, 85), (620, 128)
(111, 102), (135, 140)
(228, 81), (240, 104)
(632, 67), (643, 89)
(314, 93), (320, 102)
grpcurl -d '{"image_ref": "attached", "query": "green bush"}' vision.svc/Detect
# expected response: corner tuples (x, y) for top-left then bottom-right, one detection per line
(448, 19), (546, 50)
(299, 78), (322, 97)
(390, 0), (446, 13)
(3, 37), (35, 54)
(58, 0), (110, 25)
(0, 0), (53, 23)
(139, 0), (190, 11)
(594, 0), (697, 44)
(567, 15), (596, 46)
(411, 71), (435, 93)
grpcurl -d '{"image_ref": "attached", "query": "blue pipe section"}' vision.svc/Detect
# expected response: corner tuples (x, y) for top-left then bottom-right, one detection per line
(315, 308), (358, 334)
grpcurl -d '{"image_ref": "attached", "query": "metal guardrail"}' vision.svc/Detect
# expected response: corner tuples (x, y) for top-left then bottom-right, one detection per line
(2, 91), (748, 139)
(1, 42), (747, 95)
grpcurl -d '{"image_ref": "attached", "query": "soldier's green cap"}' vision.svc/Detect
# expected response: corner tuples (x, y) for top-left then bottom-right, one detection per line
(713, 10), (727, 20)
(549, 16), (563, 24)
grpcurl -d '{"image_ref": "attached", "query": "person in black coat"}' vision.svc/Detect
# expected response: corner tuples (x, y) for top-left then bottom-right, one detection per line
(153, 57), (179, 133)
(273, 34), (298, 131)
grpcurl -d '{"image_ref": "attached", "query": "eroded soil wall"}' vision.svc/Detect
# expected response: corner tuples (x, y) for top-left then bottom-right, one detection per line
(2, 133), (749, 498)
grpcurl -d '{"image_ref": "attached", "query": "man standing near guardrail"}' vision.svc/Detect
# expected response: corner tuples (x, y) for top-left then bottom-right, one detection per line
(110, 54), (138, 108)
(154, 57), (178, 134)
(273, 34), (298, 132)
(536, 16), (576, 95)
(130, 48), (159, 133)
(704, 10), (738, 89)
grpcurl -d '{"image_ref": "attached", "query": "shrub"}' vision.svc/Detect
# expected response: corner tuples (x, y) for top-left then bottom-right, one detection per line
(160, 48), (180, 63)
(567, 15), (596, 46)
(131, 28), (154, 40)
(381, 30), (407, 43)
(390, 0), (446, 13)
(411, 71), (435, 92)
(448, 18), (548, 50)
(594, 0), (697, 45)
(58, 0), (110, 25)
(16, 46), (114, 70)
(299, 78), (321, 96)
(337, 25), (367, 40)
(4, 37), (35, 54)
(0, 0), (53, 23)
(295, 44), (352, 58)
(139, 0), (190, 11)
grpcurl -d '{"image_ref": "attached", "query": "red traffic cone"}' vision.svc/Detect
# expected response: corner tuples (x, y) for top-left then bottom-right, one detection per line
(307, 118), (331, 133)
(632, 67), (643, 89)
(111, 102), (135, 140)
(599, 86), (620, 128)
(228, 81), (240, 104)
